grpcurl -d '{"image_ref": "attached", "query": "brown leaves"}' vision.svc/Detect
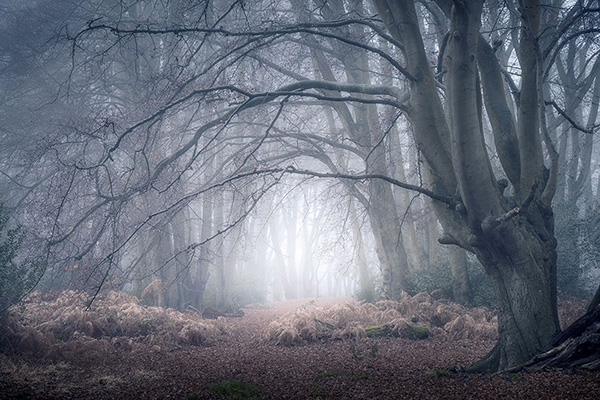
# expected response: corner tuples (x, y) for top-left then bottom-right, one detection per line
(2, 290), (230, 360)
(1, 296), (598, 399)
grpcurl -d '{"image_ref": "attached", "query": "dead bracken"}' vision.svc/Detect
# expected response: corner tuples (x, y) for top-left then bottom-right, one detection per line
(1, 290), (229, 361)
(261, 292), (497, 345)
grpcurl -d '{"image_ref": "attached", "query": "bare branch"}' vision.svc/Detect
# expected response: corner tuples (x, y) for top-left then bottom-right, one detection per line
(278, 166), (456, 206)
(546, 100), (598, 134)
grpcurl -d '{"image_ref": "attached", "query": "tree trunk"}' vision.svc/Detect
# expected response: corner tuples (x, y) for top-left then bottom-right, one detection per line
(588, 284), (600, 314)
(508, 304), (600, 372)
(304, 1), (411, 298)
(269, 209), (296, 299)
(349, 197), (374, 301)
(468, 204), (560, 371)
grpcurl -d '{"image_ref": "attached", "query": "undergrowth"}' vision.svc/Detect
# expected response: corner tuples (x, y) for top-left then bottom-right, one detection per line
(0, 290), (229, 360)
(261, 291), (498, 346)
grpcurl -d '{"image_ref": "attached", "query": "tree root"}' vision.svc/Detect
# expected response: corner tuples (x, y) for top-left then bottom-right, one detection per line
(503, 305), (600, 373)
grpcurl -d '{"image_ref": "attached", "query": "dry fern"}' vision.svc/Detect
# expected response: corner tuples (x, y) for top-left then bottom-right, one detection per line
(261, 292), (498, 345)
(2, 290), (230, 360)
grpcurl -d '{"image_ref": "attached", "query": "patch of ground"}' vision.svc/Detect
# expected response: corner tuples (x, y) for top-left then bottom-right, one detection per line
(1, 297), (598, 399)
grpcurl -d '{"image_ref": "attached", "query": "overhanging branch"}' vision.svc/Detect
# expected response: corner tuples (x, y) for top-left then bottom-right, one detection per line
(277, 166), (455, 206)
(546, 100), (598, 134)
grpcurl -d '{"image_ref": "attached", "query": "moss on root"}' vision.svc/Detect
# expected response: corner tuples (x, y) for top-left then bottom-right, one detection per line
(365, 323), (430, 339)
(365, 325), (397, 337)
(400, 323), (430, 339)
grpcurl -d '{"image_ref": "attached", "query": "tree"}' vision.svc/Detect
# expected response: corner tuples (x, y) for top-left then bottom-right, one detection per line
(371, 0), (598, 371)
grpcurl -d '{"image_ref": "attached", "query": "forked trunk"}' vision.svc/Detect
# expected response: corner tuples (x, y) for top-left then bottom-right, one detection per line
(374, 0), (561, 372)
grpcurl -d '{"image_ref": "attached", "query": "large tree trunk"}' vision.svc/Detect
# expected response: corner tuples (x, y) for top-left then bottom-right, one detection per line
(469, 208), (560, 371)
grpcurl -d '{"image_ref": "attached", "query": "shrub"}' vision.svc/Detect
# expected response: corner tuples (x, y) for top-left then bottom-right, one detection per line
(2, 289), (230, 360)
(406, 262), (453, 299)
(466, 255), (496, 308)
(206, 379), (264, 398)
(0, 201), (44, 315)
(261, 293), (498, 345)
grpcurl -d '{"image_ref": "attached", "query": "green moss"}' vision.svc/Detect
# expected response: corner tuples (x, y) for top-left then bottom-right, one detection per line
(365, 324), (429, 339)
(365, 325), (397, 337)
(426, 368), (449, 379)
(206, 379), (265, 399)
(351, 373), (369, 381)
(400, 323), (429, 339)
(307, 384), (328, 397)
(315, 370), (348, 379)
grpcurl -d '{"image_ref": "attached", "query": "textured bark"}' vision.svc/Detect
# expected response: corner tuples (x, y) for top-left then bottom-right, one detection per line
(516, 0), (544, 198)
(508, 305), (600, 372)
(468, 205), (560, 371)
(375, 0), (456, 196)
(478, 38), (521, 192)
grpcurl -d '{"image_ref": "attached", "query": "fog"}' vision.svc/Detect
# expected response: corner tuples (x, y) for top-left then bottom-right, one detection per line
(1, 1), (600, 393)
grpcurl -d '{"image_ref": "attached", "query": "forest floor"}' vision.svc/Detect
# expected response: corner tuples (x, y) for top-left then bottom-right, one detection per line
(1, 297), (599, 399)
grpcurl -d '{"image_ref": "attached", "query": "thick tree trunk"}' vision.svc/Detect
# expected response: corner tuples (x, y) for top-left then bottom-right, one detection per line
(468, 206), (560, 371)
(374, 0), (560, 372)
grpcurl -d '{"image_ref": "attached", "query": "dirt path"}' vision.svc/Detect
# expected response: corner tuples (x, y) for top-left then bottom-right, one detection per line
(2, 297), (599, 399)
